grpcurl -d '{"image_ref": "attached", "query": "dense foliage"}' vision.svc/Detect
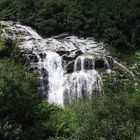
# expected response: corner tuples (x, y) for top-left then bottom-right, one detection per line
(0, 38), (77, 140)
(0, 0), (140, 139)
(0, 0), (140, 54)
(70, 77), (140, 139)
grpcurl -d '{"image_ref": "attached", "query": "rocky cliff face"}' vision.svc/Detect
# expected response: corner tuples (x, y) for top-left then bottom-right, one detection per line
(0, 21), (132, 107)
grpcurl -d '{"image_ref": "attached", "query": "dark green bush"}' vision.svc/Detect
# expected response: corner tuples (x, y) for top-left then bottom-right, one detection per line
(70, 77), (140, 140)
(0, 38), (78, 140)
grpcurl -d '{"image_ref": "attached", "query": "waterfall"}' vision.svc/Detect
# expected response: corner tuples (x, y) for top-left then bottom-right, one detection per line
(74, 55), (95, 71)
(44, 51), (65, 106)
(0, 21), (111, 107)
(65, 56), (102, 104)
(36, 53), (102, 106)
(37, 51), (64, 106)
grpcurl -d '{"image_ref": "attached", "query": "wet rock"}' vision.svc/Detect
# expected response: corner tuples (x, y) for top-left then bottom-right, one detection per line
(66, 61), (75, 73)
(32, 67), (42, 76)
(63, 55), (74, 61)
(54, 33), (69, 39)
(41, 67), (48, 77)
(5, 37), (13, 46)
(106, 56), (114, 69)
(37, 77), (43, 87)
(41, 94), (48, 99)
(39, 52), (46, 59)
(75, 59), (81, 71)
(95, 59), (105, 69)
(37, 87), (47, 98)
(84, 58), (94, 70)
(62, 50), (83, 62)
(29, 54), (38, 63)
(43, 75), (49, 85)
(56, 50), (70, 56)
(28, 67), (34, 73)
(64, 91), (71, 105)
(75, 50), (83, 56)
(21, 49), (32, 55)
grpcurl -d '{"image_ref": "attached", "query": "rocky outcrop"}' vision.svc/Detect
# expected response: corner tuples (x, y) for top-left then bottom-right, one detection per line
(0, 21), (133, 107)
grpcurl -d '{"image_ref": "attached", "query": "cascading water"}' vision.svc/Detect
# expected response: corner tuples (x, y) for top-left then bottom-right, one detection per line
(0, 21), (113, 107)
(43, 51), (65, 106)
(64, 56), (102, 104)
(74, 55), (95, 71)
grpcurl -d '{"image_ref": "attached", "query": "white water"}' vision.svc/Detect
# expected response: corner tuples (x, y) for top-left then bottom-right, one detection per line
(43, 51), (65, 106)
(65, 56), (102, 104)
(0, 21), (111, 107)
(36, 52), (102, 106)
(74, 55), (95, 71)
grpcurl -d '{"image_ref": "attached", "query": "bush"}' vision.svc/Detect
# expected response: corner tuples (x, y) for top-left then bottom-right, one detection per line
(70, 77), (140, 140)
(0, 39), (78, 139)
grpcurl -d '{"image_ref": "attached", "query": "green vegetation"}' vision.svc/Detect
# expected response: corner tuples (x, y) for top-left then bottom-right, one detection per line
(0, 36), (140, 139)
(70, 77), (140, 139)
(0, 0), (140, 139)
(0, 0), (140, 54)
(0, 38), (77, 140)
